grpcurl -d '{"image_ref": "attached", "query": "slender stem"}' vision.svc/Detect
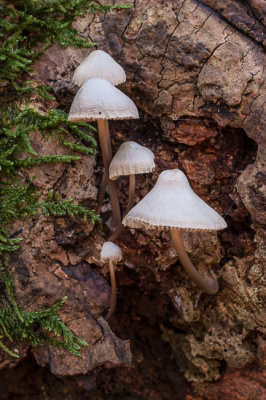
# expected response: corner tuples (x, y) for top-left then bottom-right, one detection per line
(108, 174), (136, 241)
(108, 225), (123, 242)
(96, 170), (107, 214)
(170, 229), (219, 295)
(125, 174), (136, 214)
(97, 120), (121, 229)
(105, 260), (117, 321)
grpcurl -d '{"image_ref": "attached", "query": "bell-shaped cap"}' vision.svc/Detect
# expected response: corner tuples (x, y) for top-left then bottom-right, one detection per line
(68, 78), (139, 122)
(123, 169), (227, 231)
(100, 241), (122, 262)
(73, 50), (126, 87)
(109, 141), (155, 180)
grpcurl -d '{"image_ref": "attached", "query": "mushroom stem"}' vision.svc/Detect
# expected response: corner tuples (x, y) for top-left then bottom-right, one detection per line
(108, 225), (123, 242)
(97, 120), (121, 229)
(170, 229), (219, 295)
(96, 170), (107, 214)
(105, 260), (117, 320)
(108, 174), (136, 241)
(126, 174), (136, 214)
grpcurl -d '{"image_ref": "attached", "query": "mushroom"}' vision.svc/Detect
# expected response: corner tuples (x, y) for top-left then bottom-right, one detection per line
(122, 169), (227, 294)
(72, 50), (126, 216)
(100, 241), (123, 320)
(110, 141), (155, 212)
(73, 50), (126, 87)
(68, 77), (139, 228)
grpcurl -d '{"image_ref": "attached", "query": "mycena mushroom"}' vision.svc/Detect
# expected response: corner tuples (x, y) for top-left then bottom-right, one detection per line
(123, 169), (227, 295)
(72, 49), (127, 219)
(108, 141), (155, 241)
(73, 49), (126, 87)
(110, 141), (155, 213)
(68, 78), (139, 229)
(100, 241), (122, 320)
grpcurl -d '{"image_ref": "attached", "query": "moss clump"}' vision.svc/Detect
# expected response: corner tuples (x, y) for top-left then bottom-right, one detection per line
(0, 0), (132, 357)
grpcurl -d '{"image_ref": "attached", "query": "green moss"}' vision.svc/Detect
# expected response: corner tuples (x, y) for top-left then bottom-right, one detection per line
(0, 0), (132, 358)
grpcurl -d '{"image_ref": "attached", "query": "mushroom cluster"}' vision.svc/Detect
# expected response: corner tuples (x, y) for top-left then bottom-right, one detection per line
(68, 50), (227, 319)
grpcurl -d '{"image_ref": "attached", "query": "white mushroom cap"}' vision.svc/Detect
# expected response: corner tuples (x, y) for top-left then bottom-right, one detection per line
(100, 241), (123, 262)
(109, 141), (155, 180)
(68, 78), (139, 121)
(73, 50), (126, 87)
(122, 169), (227, 231)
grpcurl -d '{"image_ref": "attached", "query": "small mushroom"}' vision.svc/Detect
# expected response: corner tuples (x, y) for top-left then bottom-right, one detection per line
(110, 141), (155, 212)
(73, 50), (126, 87)
(122, 169), (227, 295)
(68, 78), (139, 228)
(100, 241), (122, 320)
(108, 141), (155, 241)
